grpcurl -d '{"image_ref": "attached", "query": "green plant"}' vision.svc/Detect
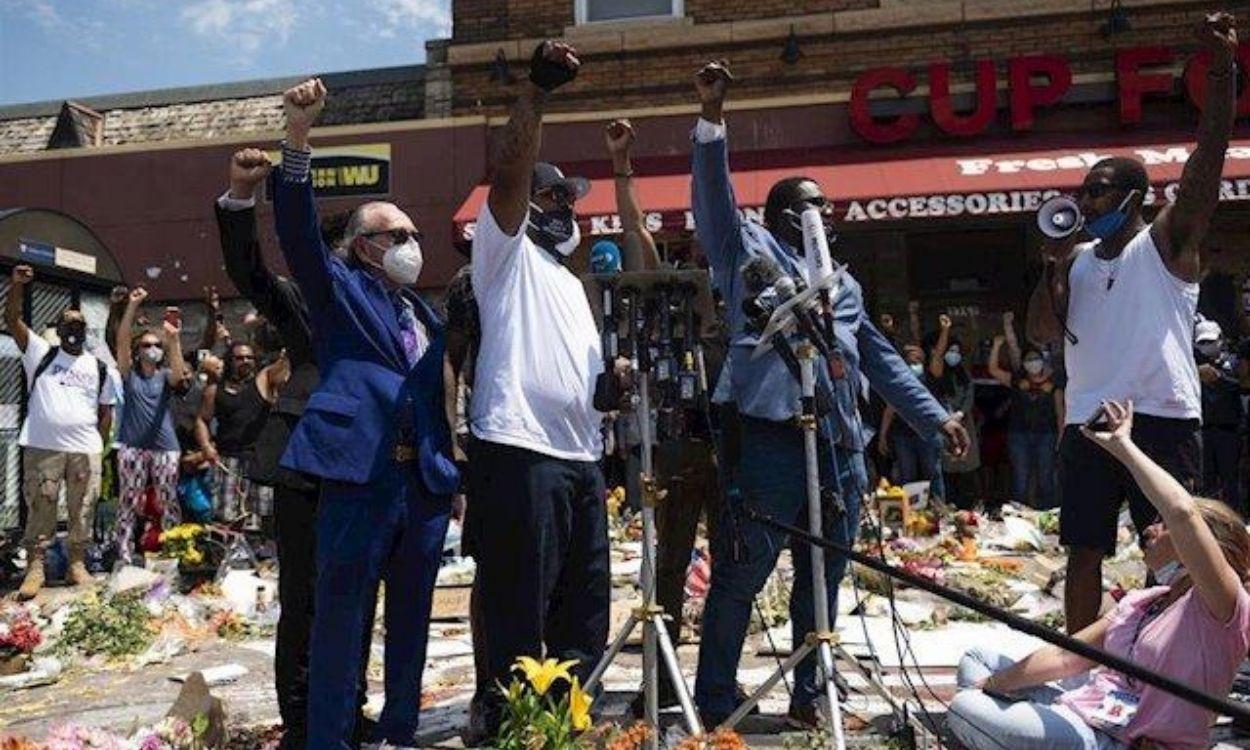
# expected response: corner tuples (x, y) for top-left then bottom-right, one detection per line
(496, 657), (594, 750)
(58, 592), (154, 658)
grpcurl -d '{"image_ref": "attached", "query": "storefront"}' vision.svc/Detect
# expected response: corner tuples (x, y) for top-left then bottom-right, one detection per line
(0, 208), (124, 528)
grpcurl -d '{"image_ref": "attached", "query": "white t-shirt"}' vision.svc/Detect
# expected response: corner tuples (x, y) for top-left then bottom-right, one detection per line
(470, 203), (604, 461)
(1064, 225), (1200, 424)
(19, 334), (116, 454)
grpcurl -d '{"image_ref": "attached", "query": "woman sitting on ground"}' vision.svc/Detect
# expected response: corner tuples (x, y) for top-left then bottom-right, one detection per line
(947, 399), (1250, 750)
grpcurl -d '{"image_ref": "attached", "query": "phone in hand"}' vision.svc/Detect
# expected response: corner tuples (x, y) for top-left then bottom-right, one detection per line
(163, 307), (181, 327)
(1084, 404), (1113, 433)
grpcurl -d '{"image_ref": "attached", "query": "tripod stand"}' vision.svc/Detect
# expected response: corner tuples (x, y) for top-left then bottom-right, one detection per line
(584, 288), (703, 750)
(718, 342), (846, 750)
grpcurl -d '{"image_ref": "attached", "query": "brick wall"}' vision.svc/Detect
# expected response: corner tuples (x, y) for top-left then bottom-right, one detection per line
(449, 3), (1211, 116)
(454, 0), (881, 42)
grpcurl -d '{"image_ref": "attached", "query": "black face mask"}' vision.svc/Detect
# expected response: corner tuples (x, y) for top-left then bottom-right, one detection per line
(526, 202), (580, 260)
(57, 322), (86, 353)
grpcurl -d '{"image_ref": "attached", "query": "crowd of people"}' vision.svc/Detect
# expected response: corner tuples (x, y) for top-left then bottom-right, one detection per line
(3, 10), (1250, 750)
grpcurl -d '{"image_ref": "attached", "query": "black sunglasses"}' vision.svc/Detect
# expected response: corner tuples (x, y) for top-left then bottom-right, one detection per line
(139, 342), (161, 349)
(535, 184), (575, 206)
(1077, 181), (1129, 200)
(363, 229), (422, 246)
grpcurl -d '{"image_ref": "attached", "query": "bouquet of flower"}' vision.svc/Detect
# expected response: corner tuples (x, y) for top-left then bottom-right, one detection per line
(496, 657), (594, 750)
(159, 525), (206, 568)
(0, 606), (43, 656)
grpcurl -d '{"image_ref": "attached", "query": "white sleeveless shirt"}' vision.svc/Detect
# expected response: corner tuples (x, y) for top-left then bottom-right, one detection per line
(1063, 225), (1200, 425)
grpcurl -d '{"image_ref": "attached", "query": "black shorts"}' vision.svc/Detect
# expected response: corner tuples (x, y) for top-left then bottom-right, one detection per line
(1058, 414), (1201, 555)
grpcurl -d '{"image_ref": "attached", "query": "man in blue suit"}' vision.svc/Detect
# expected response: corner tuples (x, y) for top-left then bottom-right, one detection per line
(271, 78), (460, 750)
(688, 61), (970, 729)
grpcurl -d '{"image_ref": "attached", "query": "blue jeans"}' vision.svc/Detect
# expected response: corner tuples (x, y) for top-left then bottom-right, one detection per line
(892, 429), (945, 502)
(1008, 431), (1057, 509)
(947, 648), (1127, 750)
(695, 417), (865, 718)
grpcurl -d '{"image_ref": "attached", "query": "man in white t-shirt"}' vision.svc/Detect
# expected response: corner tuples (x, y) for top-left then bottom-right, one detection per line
(463, 40), (609, 743)
(1026, 13), (1238, 635)
(5, 265), (115, 600)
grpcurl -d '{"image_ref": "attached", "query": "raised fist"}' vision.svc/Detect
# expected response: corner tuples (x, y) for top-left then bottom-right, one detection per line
(203, 285), (220, 312)
(229, 149), (272, 199)
(529, 41), (580, 92)
(11, 265), (33, 286)
(1197, 12), (1237, 61)
(128, 287), (149, 305)
(162, 318), (181, 338)
(110, 285), (129, 304)
(993, 334), (1006, 346)
(283, 78), (326, 139)
(939, 314), (952, 331)
(605, 119), (635, 156)
(695, 60), (733, 110)
(1002, 310), (1015, 327)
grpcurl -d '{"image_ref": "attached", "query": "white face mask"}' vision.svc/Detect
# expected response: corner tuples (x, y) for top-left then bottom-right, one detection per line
(1152, 559), (1187, 587)
(944, 350), (963, 367)
(553, 220), (582, 257)
(143, 346), (164, 364)
(909, 362), (925, 377)
(382, 238), (424, 286)
(1023, 359), (1044, 375)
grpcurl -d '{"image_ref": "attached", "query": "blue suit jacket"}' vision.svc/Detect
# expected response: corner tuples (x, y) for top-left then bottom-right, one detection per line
(272, 169), (459, 495)
(692, 128), (949, 449)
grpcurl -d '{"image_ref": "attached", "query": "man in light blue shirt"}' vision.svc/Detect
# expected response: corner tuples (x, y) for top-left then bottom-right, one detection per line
(689, 60), (969, 728)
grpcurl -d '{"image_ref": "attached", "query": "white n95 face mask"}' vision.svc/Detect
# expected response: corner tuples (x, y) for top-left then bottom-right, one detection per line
(383, 239), (424, 285)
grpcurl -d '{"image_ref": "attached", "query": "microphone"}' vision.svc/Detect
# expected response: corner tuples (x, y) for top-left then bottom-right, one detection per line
(774, 276), (831, 359)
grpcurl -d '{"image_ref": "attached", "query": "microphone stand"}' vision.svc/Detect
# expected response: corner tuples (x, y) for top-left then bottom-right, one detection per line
(584, 283), (703, 749)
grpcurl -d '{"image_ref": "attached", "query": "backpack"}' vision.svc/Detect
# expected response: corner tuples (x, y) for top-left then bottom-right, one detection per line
(31, 347), (108, 399)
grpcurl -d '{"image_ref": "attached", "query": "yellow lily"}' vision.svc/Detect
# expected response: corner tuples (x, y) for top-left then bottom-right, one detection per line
(569, 677), (593, 731)
(514, 656), (577, 695)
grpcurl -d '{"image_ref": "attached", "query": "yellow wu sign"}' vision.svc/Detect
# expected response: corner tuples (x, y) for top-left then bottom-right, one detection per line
(265, 143), (391, 199)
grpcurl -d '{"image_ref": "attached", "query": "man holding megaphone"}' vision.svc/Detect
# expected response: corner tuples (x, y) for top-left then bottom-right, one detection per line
(1026, 12), (1238, 637)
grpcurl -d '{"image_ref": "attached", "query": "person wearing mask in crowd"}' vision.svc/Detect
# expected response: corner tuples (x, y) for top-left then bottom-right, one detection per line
(948, 399), (1250, 750)
(990, 332), (1064, 509)
(1027, 13), (1237, 635)
(1195, 319), (1246, 513)
(273, 78), (458, 749)
(879, 344), (946, 500)
(214, 147), (378, 750)
(113, 287), (187, 566)
(194, 341), (282, 523)
(464, 41), (611, 743)
(928, 314), (980, 509)
(6, 265), (115, 599)
(689, 59), (967, 728)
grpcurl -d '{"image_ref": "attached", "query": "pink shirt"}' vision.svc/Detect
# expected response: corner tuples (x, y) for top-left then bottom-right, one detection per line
(1059, 585), (1250, 749)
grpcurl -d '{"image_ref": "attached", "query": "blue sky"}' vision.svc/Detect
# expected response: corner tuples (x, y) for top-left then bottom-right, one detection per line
(0, 0), (451, 106)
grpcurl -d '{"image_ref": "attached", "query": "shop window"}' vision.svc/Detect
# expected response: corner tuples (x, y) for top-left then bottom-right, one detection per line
(575, 0), (683, 25)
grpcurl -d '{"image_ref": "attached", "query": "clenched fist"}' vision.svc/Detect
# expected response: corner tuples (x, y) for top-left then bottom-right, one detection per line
(128, 287), (149, 306)
(695, 60), (733, 122)
(229, 148), (272, 200)
(11, 265), (33, 286)
(1197, 12), (1238, 63)
(939, 314), (952, 331)
(283, 78), (326, 148)
(605, 119), (635, 157)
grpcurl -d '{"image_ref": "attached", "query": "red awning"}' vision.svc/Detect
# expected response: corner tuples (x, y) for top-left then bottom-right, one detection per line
(452, 137), (1250, 242)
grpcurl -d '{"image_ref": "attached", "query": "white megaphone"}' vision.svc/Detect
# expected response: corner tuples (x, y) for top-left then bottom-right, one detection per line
(1037, 195), (1084, 240)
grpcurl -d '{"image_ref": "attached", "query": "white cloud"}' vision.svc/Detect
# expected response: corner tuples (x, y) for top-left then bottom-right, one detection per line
(368, 0), (451, 39)
(181, 0), (301, 55)
(3, 0), (108, 50)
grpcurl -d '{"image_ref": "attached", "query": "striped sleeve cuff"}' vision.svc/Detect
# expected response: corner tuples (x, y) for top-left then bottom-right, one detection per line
(281, 141), (313, 183)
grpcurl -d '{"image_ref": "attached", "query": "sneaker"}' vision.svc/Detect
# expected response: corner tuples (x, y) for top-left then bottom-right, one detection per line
(787, 702), (825, 730)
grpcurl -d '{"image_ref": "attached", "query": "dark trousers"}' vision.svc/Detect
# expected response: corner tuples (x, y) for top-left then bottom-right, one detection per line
(695, 418), (866, 718)
(274, 484), (373, 750)
(654, 439), (721, 648)
(1203, 426), (1244, 513)
(305, 469), (450, 750)
(466, 440), (610, 727)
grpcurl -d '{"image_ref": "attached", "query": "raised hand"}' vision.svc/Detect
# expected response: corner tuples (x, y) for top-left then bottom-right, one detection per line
(529, 40), (580, 92)
(282, 78), (326, 148)
(128, 287), (149, 306)
(110, 285), (129, 304)
(605, 119), (635, 157)
(1197, 12), (1237, 63)
(162, 318), (181, 339)
(11, 265), (33, 286)
(939, 314), (953, 331)
(695, 60), (733, 122)
(1002, 310), (1015, 328)
(229, 149), (273, 200)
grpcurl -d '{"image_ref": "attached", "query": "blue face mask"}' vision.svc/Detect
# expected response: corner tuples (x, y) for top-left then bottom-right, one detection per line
(1084, 191), (1138, 241)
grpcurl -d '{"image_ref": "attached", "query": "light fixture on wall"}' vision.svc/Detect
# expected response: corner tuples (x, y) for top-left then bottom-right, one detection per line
(1099, 0), (1131, 38)
(490, 48), (514, 84)
(780, 26), (803, 66)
